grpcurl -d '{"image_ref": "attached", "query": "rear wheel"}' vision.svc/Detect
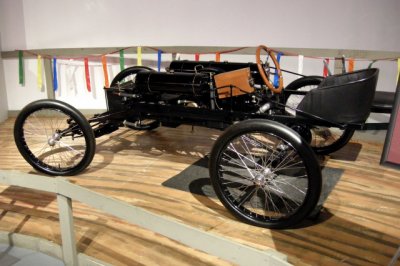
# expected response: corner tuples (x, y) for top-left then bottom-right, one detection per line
(284, 76), (323, 113)
(309, 127), (355, 155)
(111, 66), (160, 131)
(284, 76), (355, 155)
(14, 99), (95, 176)
(209, 119), (322, 229)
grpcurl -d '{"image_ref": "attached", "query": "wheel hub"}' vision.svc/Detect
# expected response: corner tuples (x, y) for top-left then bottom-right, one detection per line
(253, 168), (276, 186)
(48, 132), (61, 146)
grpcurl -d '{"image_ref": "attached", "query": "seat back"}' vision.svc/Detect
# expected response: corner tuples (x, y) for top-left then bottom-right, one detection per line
(297, 68), (379, 124)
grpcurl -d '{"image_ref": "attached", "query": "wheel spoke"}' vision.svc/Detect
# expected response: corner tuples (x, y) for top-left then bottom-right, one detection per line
(272, 178), (307, 195)
(236, 185), (257, 207)
(58, 140), (84, 156)
(226, 144), (258, 180)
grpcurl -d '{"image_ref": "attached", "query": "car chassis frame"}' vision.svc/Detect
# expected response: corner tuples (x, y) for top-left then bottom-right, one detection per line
(13, 45), (379, 229)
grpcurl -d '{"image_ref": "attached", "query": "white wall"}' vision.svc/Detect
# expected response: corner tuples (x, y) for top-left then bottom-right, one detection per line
(0, 0), (399, 111)
(3, 58), (48, 110)
(0, 22), (9, 122)
(2, 0), (399, 51)
(0, 0), (26, 50)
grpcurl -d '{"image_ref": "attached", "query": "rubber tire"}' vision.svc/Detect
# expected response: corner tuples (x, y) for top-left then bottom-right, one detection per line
(284, 75), (323, 100)
(14, 99), (96, 176)
(209, 119), (322, 229)
(110, 66), (153, 86)
(111, 66), (160, 131)
(284, 76), (355, 155)
(312, 127), (355, 155)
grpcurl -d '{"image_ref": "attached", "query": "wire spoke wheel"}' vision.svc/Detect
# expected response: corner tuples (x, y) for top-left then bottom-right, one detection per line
(24, 109), (86, 170)
(220, 134), (309, 218)
(14, 100), (95, 176)
(210, 120), (321, 229)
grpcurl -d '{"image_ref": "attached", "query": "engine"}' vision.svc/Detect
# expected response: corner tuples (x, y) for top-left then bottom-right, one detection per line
(134, 71), (211, 95)
(168, 60), (264, 85)
(106, 67), (264, 114)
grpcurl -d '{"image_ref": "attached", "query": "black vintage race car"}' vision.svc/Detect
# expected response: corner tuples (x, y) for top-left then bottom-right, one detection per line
(13, 45), (379, 229)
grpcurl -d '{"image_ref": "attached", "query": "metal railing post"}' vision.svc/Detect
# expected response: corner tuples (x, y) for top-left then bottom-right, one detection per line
(57, 193), (78, 266)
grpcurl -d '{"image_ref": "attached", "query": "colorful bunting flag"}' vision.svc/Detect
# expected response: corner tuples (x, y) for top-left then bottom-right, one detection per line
(84, 57), (91, 92)
(14, 47), (400, 96)
(348, 58), (355, 72)
(37, 55), (43, 90)
(102, 55), (109, 87)
(397, 58), (400, 82)
(216, 53), (221, 62)
(323, 58), (330, 77)
(119, 50), (125, 71)
(18, 51), (24, 86)
(157, 50), (162, 72)
(137, 46), (142, 66)
(53, 57), (58, 91)
(273, 52), (282, 87)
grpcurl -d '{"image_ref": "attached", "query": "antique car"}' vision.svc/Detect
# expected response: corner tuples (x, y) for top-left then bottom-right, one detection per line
(13, 45), (379, 228)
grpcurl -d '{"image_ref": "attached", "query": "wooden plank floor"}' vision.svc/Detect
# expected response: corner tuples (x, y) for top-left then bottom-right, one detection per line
(0, 117), (399, 266)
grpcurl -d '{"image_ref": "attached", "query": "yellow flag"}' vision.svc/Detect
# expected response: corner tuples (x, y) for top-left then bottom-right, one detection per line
(397, 58), (400, 82)
(137, 46), (142, 66)
(37, 55), (43, 90)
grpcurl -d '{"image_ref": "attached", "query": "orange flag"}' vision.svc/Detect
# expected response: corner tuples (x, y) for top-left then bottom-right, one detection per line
(102, 55), (109, 87)
(216, 53), (221, 62)
(348, 58), (355, 72)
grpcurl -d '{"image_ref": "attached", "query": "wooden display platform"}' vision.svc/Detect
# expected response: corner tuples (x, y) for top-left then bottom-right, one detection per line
(0, 117), (399, 265)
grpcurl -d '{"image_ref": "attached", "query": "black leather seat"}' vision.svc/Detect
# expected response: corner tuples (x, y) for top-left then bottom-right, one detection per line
(297, 68), (379, 125)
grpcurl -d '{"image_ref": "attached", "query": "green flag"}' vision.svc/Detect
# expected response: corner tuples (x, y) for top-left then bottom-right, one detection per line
(18, 50), (24, 85)
(119, 50), (125, 71)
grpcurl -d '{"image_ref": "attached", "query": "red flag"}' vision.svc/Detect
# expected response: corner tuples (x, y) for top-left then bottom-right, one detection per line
(84, 57), (91, 92)
(323, 58), (330, 77)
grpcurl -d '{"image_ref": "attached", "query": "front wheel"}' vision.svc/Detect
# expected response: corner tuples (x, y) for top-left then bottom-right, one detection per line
(14, 99), (96, 176)
(209, 119), (322, 229)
